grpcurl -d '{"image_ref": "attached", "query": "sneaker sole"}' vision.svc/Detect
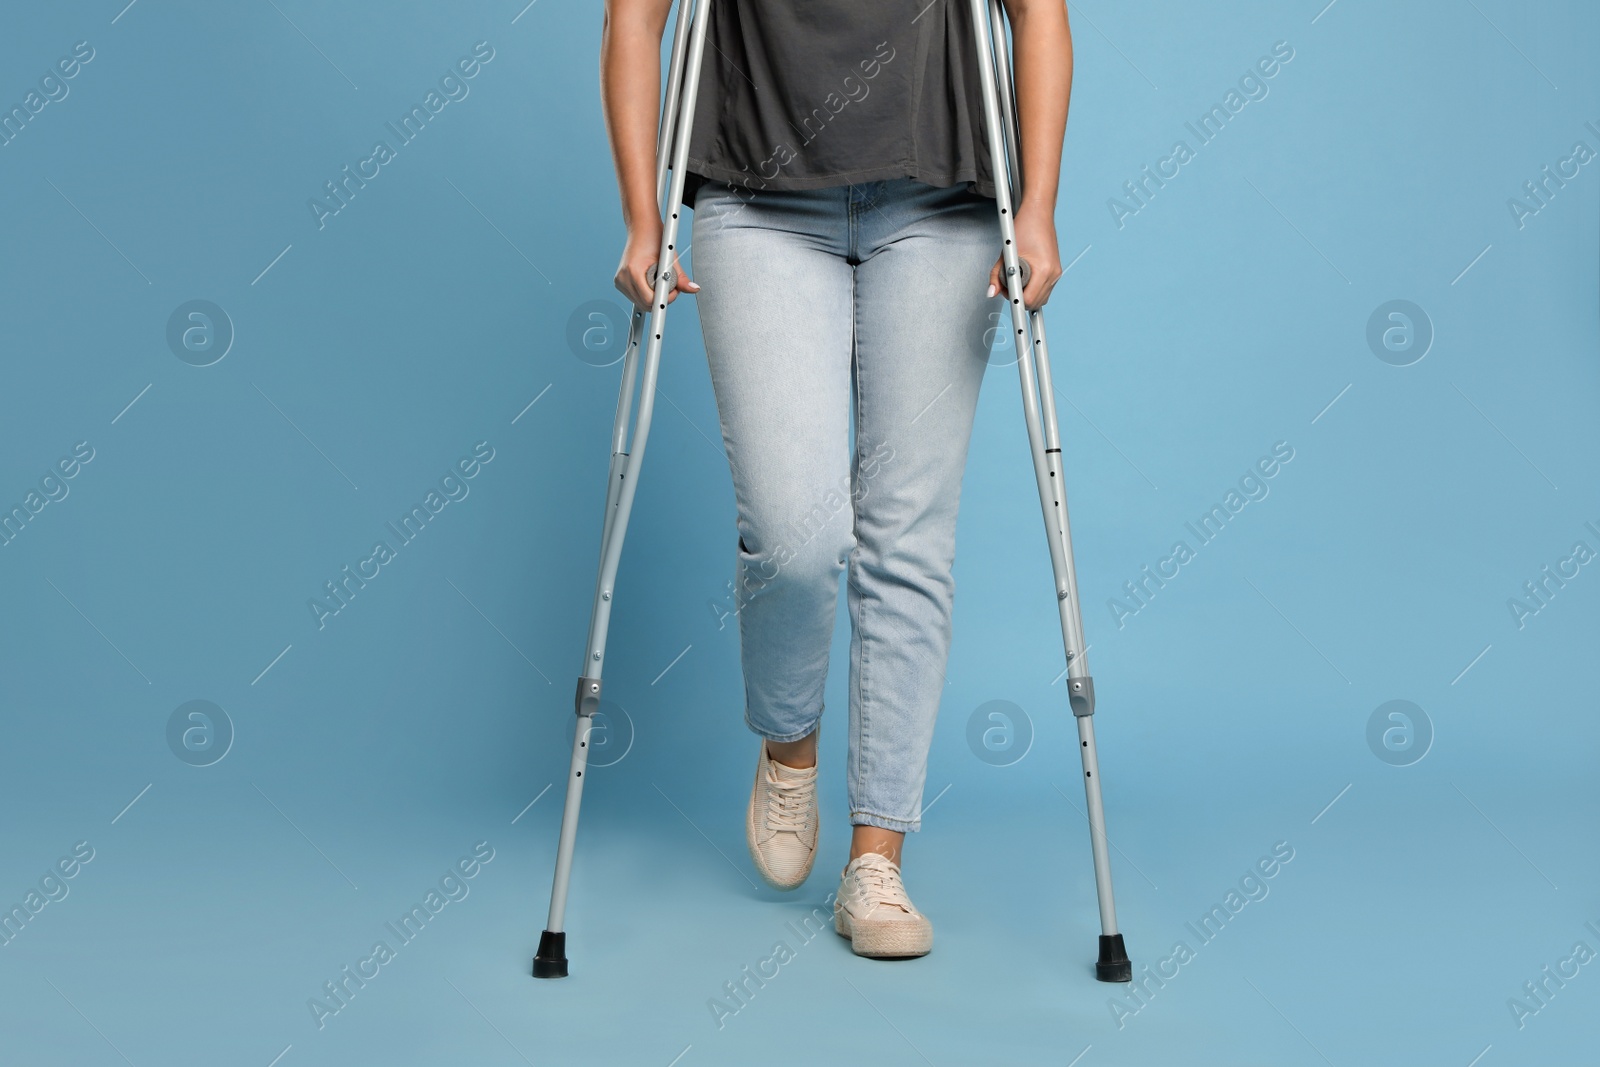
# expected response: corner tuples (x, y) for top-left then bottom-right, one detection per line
(833, 901), (932, 958)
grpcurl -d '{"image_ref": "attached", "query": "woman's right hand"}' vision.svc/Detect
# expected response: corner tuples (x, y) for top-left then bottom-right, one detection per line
(614, 221), (699, 311)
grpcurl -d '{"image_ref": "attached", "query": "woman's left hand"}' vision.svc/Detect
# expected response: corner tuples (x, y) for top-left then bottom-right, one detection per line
(986, 205), (1063, 311)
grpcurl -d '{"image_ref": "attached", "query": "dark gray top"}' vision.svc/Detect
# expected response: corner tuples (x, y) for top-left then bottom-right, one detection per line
(680, 0), (997, 207)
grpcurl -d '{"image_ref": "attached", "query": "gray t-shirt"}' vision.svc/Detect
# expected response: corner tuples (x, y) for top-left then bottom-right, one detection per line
(680, 0), (997, 207)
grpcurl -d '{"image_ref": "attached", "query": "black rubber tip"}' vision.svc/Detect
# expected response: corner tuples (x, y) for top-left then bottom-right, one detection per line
(532, 930), (568, 979)
(1096, 933), (1132, 983)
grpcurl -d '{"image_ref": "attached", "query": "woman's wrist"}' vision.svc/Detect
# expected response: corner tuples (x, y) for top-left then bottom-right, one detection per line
(623, 206), (663, 243)
(620, 184), (662, 233)
(1014, 199), (1056, 226)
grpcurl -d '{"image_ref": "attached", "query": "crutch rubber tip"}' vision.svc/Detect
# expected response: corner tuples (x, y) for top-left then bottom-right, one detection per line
(532, 930), (568, 979)
(1095, 934), (1132, 983)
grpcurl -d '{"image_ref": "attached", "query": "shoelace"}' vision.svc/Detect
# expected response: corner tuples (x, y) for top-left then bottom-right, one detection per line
(765, 766), (813, 832)
(849, 857), (914, 915)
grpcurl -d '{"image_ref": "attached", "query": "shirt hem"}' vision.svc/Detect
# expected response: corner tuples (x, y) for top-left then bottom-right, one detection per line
(685, 160), (995, 201)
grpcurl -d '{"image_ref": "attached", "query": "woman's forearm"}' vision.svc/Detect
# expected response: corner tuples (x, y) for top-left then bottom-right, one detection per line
(1003, 0), (1073, 215)
(601, 0), (674, 232)
(602, 0), (700, 308)
(985, 0), (1072, 307)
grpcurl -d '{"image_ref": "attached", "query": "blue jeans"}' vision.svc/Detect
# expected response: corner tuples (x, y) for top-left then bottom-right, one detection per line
(690, 177), (1000, 833)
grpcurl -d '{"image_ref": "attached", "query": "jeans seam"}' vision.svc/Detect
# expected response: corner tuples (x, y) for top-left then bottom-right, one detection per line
(849, 262), (870, 823)
(847, 185), (859, 263)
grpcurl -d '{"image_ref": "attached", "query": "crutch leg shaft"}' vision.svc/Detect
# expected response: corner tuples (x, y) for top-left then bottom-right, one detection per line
(534, 0), (713, 980)
(969, 0), (1134, 983)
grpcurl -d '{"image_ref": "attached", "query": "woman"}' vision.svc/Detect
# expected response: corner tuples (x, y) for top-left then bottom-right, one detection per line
(600, 0), (1072, 959)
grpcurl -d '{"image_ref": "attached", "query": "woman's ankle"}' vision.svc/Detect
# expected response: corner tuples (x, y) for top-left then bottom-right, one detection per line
(765, 730), (817, 768)
(849, 826), (904, 867)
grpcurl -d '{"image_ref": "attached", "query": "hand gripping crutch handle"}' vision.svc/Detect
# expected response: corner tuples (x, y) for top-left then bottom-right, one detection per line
(1006, 257), (1031, 291)
(646, 263), (677, 293)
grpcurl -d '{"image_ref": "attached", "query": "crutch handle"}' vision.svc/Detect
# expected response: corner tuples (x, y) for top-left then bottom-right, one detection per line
(646, 263), (677, 292)
(1005, 257), (1032, 291)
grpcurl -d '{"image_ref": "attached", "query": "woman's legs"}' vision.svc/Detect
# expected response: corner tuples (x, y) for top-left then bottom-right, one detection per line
(690, 181), (856, 752)
(691, 177), (998, 889)
(844, 179), (998, 844)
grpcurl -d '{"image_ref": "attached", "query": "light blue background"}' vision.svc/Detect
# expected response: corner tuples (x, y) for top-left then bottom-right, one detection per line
(1, 1), (1596, 1064)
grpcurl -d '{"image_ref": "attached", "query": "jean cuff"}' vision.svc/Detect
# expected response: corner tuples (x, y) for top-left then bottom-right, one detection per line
(850, 810), (920, 834)
(744, 708), (822, 744)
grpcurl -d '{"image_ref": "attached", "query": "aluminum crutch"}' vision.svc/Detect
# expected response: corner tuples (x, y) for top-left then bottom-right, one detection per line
(534, 0), (712, 980)
(969, 0), (1133, 983)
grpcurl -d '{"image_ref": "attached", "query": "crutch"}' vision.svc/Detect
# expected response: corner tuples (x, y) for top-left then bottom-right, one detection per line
(533, 0), (711, 979)
(970, 0), (1133, 983)
(534, 0), (1133, 984)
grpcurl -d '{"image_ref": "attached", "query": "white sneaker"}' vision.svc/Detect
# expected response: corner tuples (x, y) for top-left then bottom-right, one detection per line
(745, 735), (818, 890)
(834, 851), (933, 958)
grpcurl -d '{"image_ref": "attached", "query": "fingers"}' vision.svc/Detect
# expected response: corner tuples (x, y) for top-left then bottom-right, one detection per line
(988, 265), (1060, 311)
(613, 261), (652, 311)
(653, 255), (700, 306)
(614, 253), (700, 311)
(989, 255), (1061, 310)
(1021, 260), (1063, 311)
(633, 263), (657, 309)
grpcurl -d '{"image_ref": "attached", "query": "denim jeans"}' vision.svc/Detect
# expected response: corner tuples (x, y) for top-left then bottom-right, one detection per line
(690, 176), (1000, 833)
